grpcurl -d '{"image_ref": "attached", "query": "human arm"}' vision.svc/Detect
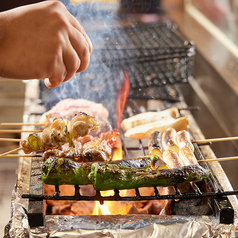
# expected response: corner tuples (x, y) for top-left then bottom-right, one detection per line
(0, 1), (92, 88)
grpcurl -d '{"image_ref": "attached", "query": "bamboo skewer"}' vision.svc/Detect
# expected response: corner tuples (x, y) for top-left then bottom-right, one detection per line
(198, 156), (238, 163)
(1, 122), (44, 127)
(192, 136), (238, 144)
(0, 147), (23, 158)
(0, 129), (42, 133)
(0, 138), (22, 142)
(5, 154), (41, 157)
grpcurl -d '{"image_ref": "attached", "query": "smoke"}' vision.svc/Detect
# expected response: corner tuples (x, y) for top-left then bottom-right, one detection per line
(40, 0), (127, 125)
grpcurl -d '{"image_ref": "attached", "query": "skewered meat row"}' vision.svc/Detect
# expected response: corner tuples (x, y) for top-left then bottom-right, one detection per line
(21, 112), (100, 154)
(42, 130), (119, 162)
(121, 107), (179, 131)
(41, 156), (210, 190)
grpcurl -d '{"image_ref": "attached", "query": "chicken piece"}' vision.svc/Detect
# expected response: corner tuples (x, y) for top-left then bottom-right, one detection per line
(124, 116), (188, 140)
(121, 107), (179, 131)
(176, 130), (194, 152)
(82, 140), (112, 162)
(68, 112), (100, 138)
(162, 128), (179, 154)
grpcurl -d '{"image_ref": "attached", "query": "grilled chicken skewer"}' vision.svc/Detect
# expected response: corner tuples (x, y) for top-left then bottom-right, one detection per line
(20, 112), (100, 154)
(42, 130), (119, 162)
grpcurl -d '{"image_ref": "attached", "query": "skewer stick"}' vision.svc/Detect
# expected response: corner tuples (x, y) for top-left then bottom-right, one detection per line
(5, 154), (41, 157)
(198, 156), (238, 163)
(193, 136), (238, 144)
(1, 122), (44, 127)
(0, 138), (22, 142)
(0, 147), (23, 158)
(0, 130), (42, 133)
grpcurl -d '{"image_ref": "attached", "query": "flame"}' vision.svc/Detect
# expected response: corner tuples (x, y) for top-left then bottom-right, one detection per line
(92, 71), (130, 215)
(116, 70), (130, 131)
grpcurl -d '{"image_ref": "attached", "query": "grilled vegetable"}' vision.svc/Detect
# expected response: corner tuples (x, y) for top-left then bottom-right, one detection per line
(162, 128), (179, 154)
(89, 163), (210, 191)
(121, 107), (179, 131)
(41, 156), (210, 191)
(179, 146), (198, 166)
(176, 130), (194, 152)
(41, 155), (167, 185)
(124, 116), (188, 140)
(148, 131), (162, 157)
(21, 112), (100, 154)
(41, 157), (92, 185)
(162, 150), (185, 169)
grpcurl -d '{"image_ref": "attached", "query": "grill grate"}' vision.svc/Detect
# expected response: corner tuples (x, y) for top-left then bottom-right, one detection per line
(89, 23), (195, 89)
(40, 23), (193, 108)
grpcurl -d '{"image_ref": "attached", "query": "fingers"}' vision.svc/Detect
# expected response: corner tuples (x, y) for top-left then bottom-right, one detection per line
(68, 27), (91, 74)
(44, 49), (66, 88)
(63, 7), (93, 54)
(42, 2), (92, 88)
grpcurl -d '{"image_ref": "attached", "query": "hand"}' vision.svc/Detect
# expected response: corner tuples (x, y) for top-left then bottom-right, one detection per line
(0, 1), (92, 88)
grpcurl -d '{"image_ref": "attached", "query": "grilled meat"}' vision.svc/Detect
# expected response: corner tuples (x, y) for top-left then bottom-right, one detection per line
(42, 130), (119, 162)
(21, 112), (100, 154)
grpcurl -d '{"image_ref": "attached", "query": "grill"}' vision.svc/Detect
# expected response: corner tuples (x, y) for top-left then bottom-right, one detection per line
(22, 106), (238, 228)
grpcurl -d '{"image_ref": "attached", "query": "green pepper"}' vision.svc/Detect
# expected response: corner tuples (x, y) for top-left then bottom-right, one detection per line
(41, 156), (210, 191)
(89, 163), (210, 191)
(27, 133), (41, 151)
(41, 157), (92, 185)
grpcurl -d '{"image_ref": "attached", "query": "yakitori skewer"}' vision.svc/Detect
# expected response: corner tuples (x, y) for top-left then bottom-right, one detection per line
(0, 138), (22, 142)
(1, 122), (44, 127)
(0, 129), (42, 133)
(0, 147), (23, 158)
(5, 154), (41, 157)
(193, 136), (238, 144)
(198, 156), (238, 163)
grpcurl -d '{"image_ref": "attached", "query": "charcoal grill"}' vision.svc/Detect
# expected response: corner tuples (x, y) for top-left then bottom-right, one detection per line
(21, 101), (238, 228)
(6, 80), (238, 237)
